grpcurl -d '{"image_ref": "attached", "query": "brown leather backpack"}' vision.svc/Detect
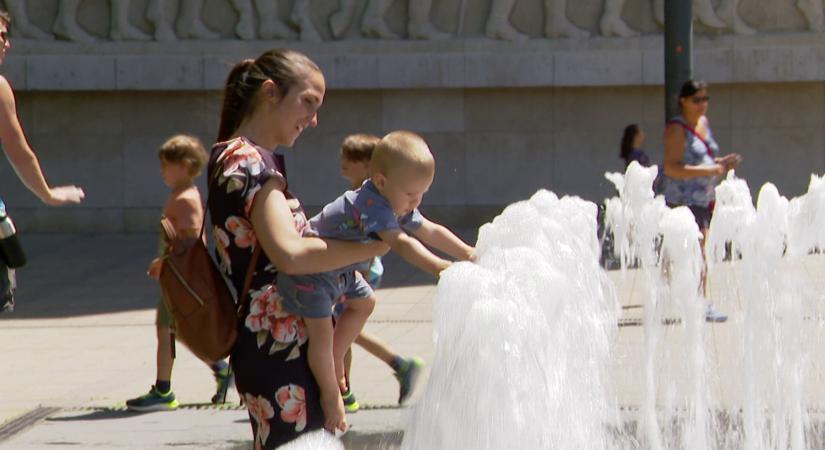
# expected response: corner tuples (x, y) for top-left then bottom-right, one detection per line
(158, 211), (259, 363)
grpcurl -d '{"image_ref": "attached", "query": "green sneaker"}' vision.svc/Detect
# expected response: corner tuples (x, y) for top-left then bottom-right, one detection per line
(211, 366), (234, 404)
(126, 386), (179, 412)
(395, 357), (424, 405)
(342, 389), (360, 413)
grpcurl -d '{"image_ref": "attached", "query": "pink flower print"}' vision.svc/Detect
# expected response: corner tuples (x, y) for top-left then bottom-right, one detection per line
(226, 216), (256, 249)
(219, 139), (265, 178)
(271, 315), (303, 345)
(213, 226), (232, 275)
(295, 317), (307, 345)
(275, 384), (307, 432)
(245, 284), (282, 335)
(244, 393), (275, 447)
(245, 285), (305, 347)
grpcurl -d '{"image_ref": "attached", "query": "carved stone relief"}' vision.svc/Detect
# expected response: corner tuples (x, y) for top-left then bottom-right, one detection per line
(2, 0), (824, 43)
(6, 0), (220, 42)
(652, 0), (756, 35)
(330, 0), (451, 40)
(797, 0), (825, 30)
(229, 0), (322, 41)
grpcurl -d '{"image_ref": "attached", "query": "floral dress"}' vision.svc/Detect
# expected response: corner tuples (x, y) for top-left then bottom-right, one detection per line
(207, 137), (322, 449)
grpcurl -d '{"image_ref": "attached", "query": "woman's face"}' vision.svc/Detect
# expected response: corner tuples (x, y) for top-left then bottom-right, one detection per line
(680, 88), (709, 117)
(270, 70), (326, 147)
(633, 130), (646, 148)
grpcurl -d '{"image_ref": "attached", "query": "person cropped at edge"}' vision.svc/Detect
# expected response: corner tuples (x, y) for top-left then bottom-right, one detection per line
(659, 79), (742, 323)
(207, 49), (388, 448)
(0, 9), (85, 312)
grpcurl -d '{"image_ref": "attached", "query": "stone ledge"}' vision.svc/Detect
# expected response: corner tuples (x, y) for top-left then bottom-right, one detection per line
(4, 33), (825, 90)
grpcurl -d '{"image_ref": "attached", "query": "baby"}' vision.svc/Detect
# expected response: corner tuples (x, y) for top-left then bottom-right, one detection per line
(277, 130), (475, 430)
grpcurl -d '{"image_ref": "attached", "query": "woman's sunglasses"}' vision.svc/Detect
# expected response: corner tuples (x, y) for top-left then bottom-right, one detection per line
(691, 95), (710, 104)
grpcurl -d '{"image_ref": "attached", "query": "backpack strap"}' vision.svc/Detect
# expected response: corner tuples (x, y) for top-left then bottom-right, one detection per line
(236, 246), (261, 318)
(160, 217), (177, 244)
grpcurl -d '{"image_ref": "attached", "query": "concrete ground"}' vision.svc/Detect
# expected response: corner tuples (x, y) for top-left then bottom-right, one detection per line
(2, 233), (825, 448)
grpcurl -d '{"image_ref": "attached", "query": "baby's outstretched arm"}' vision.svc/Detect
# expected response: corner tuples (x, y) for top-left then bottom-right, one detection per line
(411, 218), (476, 262)
(377, 228), (451, 276)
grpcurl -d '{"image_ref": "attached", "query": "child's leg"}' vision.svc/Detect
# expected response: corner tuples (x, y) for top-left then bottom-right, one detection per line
(355, 331), (397, 367)
(156, 325), (174, 391)
(333, 295), (376, 391)
(203, 358), (232, 404)
(355, 331), (424, 404)
(304, 316), (347, 432)
(343, 347), (353, 388)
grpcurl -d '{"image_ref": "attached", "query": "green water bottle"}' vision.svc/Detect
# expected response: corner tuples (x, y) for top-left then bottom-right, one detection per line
(0, 200), (25, 268)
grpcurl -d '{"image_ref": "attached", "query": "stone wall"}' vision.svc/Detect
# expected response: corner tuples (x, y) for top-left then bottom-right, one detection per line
(2, 0), (825, 231)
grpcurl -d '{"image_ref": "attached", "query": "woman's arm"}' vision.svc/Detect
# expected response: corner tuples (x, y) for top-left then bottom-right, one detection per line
(250, 179), (388, 275)
(0, 76), (85, 205)
(663, 123), (724, 180)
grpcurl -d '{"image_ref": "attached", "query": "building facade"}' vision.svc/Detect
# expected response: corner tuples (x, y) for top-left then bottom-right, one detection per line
(1, 0), (824, 231)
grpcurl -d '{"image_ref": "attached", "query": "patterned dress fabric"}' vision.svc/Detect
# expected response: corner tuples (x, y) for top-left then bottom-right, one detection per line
(659, 116), (721, 208)
(207, 137), (321, 449)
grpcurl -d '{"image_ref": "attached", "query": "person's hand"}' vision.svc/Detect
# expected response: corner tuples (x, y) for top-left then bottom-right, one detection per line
(43, 185), (85, 206)
(725, 153), (743, 170)
(147, 258), (163, 280)
(321, 391), (347, 433)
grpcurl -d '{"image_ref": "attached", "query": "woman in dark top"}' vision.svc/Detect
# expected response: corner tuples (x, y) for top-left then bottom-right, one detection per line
(620, 123), (650, 168)
(207, 49), (387, 448)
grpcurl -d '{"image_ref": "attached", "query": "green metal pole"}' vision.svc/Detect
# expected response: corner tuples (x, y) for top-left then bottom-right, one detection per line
(664, 0), (692, 121)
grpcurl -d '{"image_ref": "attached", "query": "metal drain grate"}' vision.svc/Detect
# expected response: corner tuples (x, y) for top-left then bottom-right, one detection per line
(62, 403), (247, 412)
(61, 403), (403, 413)
(0, 406), (61, 442)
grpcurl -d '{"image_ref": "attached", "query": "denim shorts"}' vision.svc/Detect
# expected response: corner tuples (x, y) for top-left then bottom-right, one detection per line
(277, 269), (374, 318)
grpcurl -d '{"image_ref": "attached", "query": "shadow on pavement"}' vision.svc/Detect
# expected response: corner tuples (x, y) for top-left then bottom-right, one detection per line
(46, 409), (151, 422)
(2, 228), (477, 320)
(47, 403), (248, 422)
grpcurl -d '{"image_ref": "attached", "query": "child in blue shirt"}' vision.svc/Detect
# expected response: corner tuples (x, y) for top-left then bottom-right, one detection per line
(277, 131), (475, 417)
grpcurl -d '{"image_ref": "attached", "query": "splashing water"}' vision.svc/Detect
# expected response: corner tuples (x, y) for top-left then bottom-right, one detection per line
(278, 430), (344, 449)
(709, 177), (819, 450)
(605, 162), (710, 450)
(394, 162), (825, 450)
(705, 171), (754, 268)
(402, 191), (620, 450)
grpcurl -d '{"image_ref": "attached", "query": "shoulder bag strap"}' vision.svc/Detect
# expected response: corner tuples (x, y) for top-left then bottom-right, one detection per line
(198, 163), (222, 242)
(236, 246), (261, 318)
(667, 119), (714, 158)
